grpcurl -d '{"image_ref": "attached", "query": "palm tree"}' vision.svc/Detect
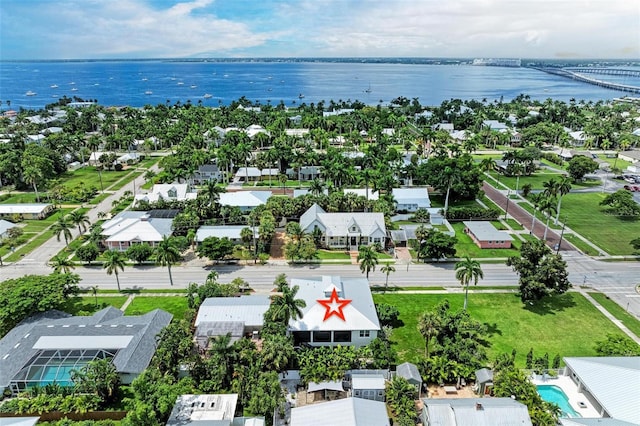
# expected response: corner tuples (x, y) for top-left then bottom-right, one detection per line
(67, 210), (91, 235)
(90, 285), (99, 308)
(103, 250), (126, 291)
(553, 177), (571, 225)
(51, 215), (73, 247)
(309, 178), (326, 196)
(270, 284), (307, 324)
(539, 195), (558, 241)
(155, 236), (181, 286)
(380, 262), (395, 293)
(455, 256), (484, 310)
(50, 254), (75, 274)
(418, 311), (441, 357)
(357, 245), (379, 279)
(528, 193), (542, 235)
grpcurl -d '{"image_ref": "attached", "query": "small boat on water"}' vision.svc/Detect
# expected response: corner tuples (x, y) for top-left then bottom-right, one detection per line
(145, 90), (153, 95)
(142, 77), (148, 81)
(50, 84), (58, 88)
(190, 85), (197, 89)
(298, 93), (305, 99)
(26, 90), (37, 96)
(177, 82), (184, 86)
(203, 93), (213, 99)
(71, 88), (78, 92)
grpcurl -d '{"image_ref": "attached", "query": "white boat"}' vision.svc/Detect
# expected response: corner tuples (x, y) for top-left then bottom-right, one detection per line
(145, 90), (153, 95)
(71, 88), (78, 92)
(142, 77), (148, 81)
(177, 82), (184, 86)
(50, 84), (58, 88)
(203, 93), (213, 99)
(298, 93), (305, 99)
(26, 91), (37, 96)
(190, 85), (197, 89)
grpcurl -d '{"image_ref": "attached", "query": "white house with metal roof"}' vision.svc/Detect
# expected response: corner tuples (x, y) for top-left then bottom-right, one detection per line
(300, 204), (386, 250)
(0, 204), (54, 220)
(392, 188), (431, 212)
(0, 219), (18, 238)
(343, 188), (379, 201)
(134, 183), (197, 205)
(219, 191), (272, 212)
(101, 210), (174, 251)
(290, 397), (390, 426)
(421, 397), (532, 426)
(288, 276), (380, 347)
(562, 357), (640, 424)
(194, 295), (271, 348)
(0, 307), (172, 395)
(196, 225), (258, 244)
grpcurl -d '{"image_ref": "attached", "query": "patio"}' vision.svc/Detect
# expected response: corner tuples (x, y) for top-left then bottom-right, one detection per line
(531, 374), (599, 418)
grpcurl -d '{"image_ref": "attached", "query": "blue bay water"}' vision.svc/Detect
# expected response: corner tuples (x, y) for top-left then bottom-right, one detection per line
(1, 60), (637, 110)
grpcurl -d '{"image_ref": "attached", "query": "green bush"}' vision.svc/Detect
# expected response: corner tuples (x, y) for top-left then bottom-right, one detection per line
(445, 206), (500, 221)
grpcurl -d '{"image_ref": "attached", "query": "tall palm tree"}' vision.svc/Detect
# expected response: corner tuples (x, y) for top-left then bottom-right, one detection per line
(455, 256), (484, 310)
(51, 215), (73, 247)
(103, 250), (126, 291)
(380, 262), (396, 293)
(357, 245), (379, 279)
(309, 178), (326, 196)
(528, 193), (542, 234)
(418, 311), (441, 357)
(270, 284), (307, 324)
(50, 254), (75, 274)
(539, 195), (558, 241)
(67, 210), (91, 235)
(155, 236), (181, 286)
(553, 177), (572, 225)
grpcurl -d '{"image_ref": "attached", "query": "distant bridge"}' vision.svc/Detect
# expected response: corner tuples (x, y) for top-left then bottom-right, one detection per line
(532, 67), (640, 94)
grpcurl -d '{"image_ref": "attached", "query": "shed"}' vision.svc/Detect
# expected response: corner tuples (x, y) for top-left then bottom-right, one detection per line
(396, 362), (423, 397)
(463, 221), (513, 249)
(475, 368), (494, 396)
(352, 374), (386, 402)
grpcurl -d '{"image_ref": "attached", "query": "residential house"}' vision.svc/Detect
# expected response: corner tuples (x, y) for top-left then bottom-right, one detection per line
(562, 357), (640, 424)
(100, 210), (174, 251)
(203, 126), (226, 147)
(234, 167), (262, 182)
(300, 204), (386, 250)
(396, 362), (423, 397)
(0, 219), (19, 238)
(134, 183), (197, 205)
(192, 164), (223, 184)
(219, 191), (272, 212)
(482, 120), (509, 131)
(463, 221), (513, 249)
(290, 397), (390, 426)
(167, 394), (238, 426)
(286, 166), (322, 181)
(196, 225), (258, 245)
(323, 109), (355, 117)
(475, 368), (494, 396)
(392, 188), (431, 212)
(421, 398), (532, 426)
(0, 307), (172, 394)
(285, 128), (310, 138)
(194, 295), (271, 349)
(288, 276), (381, 347)
(568, 130), (588, 146)
(0, 204), (54, 220)
(245, 124), (269, 139)
(619, 149), (640, 164)
(432, 122), (455, 133)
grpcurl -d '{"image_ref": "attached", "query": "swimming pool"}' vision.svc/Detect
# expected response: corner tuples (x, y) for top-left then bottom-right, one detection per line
(536, 385), (580, 418)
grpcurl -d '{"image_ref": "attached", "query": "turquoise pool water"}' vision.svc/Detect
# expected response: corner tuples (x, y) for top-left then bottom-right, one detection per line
(537, 385), (580, 418)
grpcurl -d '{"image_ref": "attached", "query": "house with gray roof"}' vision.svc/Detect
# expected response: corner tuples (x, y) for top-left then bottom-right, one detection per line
(192, 163), (222, 184)
(194, 295), (271, 349)
(0, 307), (172, 395)
(101, 210), (174, 251)
(463, 221), (513, 249)
(0, 219), (18, 238)
(421, 397), (533, 426)
(300, 204), (386, 250)
(134, 183), (197, 205)
(392, 188), (431, 212)
(290, 397), (390, 426)
(0, 204), (54, 220)
(475, 368), (494, 396)
(288, 276), (380, 348)
(219, 191), (272, 212)
(562, 357), (640, 424)
(196, 225), (258, 245)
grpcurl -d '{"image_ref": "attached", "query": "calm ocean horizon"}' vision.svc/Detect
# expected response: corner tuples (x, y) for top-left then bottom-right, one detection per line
(1, 60), (639, 110)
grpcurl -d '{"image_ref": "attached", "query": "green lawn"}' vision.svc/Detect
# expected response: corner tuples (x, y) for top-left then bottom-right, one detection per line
(0, 193), (41, 203)
(563, 234), (600, 256)
(63, 296), (128, 315)
(317, 250), (351, 260)
(451, 222), (522, 258)
(124, 296), (190, 319)
(588, 292), (640, 338)
(505, 218), (525, 230)
(558, 193), (640, 255)
(373, 293), (627, 366)
(486, 170), (566, 191)
(516, 201), (563, 230)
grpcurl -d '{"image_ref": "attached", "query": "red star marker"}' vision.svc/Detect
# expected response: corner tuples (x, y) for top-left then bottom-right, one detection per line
(317, 288), (352, 321)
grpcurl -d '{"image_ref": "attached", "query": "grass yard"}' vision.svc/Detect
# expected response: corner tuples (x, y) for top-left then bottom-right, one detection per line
(505, 218), (525, 230)
(63, 296), (129, 315)
(451, 222), (522, 258)
(516, 201), (563, 230)
(317, 250), (351, 260)
(486, 170), (566, 191)
(373, 293), (627, 366)
(588, 292), (640, 338)
(558, 193), (640, 255)
(124, 296), (190, 319)
(0, 193), (41, 203)
(563, 234), (600, 256)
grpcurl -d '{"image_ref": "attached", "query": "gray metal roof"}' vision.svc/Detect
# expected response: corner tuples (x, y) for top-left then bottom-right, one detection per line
(299, 204), (386, 239)
(475, 368), (494, 384)
(563, 357), (640, 424)
(560, 419), (640, 426)
(195, 296), (271, 327)
(290, 397), (390, 426)
(0, 307), (172, 388)
(463, 221), (513, 242)
(392, 188), (431, 208)
(397, 362), (422, 384)
(352, 375), (385, 390)
(422, 397), (532, 426)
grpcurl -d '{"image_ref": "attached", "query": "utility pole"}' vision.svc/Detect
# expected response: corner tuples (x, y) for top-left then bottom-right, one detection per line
(556, 218), (566, 255)
(504, 190), (511, 220)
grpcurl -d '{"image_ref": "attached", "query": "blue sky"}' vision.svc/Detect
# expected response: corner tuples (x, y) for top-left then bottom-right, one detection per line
(1, 0), (638, 60)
